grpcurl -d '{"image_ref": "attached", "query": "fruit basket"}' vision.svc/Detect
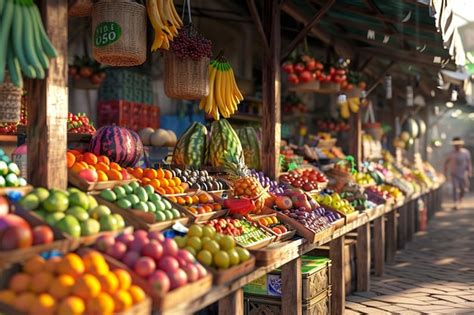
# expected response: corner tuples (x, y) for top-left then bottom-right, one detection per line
(250, 214), (296, 242)
(68, 171), (137, 192)
(168, 191), (229, 223)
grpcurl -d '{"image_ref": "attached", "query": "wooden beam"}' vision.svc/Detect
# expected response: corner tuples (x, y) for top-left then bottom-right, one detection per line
(246, 0), (270, 52)
(364, 0), (399, 35)
(281, 0), (335, 60)
(27, 0), (68, 189)
(366, 61), (396, 95)
(330, 236), (345, 315)
(359, 56), (374, 72)
(398, 205), (408, 249)
(218, 289), (244, 315)
(386, 209), (397, 263)
(282, 258), (302, 315)
(262, 0), (281, 179)
(374, 216), (385, 276)
(356, 223), (370, 291)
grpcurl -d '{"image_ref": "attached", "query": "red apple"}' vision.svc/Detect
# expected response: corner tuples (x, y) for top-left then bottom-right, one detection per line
(129, 235), (150, 252)
(78, 169), (98, 182)
(148, 270), (170, 294)
(116, 232), (134, 247)
(168, 268), (188, 289)
(148, 231), (165, 243)
(157, 256), (179, 274)
(176, 249), (196, 264)
(123, 251), (140, 268)
(182, 264), (199, 282)
(32, 225), (53, 245)
(134, 256), (156, 278)
(1, 225), (32, 250)
(195, 263), (208, 279)
(133, 230), (148, 239)
(142, 241), (163, 261)
(161, 238), (178, 257)
(95, 234), (115, 252)
(106, 242), (127, 260)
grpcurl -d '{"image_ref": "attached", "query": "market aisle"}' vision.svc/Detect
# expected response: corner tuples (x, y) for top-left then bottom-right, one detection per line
(345, 194), (474, 314)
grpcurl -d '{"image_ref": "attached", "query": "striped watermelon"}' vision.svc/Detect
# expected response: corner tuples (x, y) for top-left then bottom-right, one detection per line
(128, 129), (144, 166)
(90, 126), (141, 167)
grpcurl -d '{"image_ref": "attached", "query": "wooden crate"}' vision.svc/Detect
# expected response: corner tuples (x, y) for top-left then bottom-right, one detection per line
(68, 171), (137, 192)
(249, 213), (296, 242)
(274, 212), (335, 243)
(0, 185), (33, 197)
(210, 255), (256, 285)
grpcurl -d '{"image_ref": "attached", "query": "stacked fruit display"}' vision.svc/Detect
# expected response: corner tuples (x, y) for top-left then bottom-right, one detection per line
(0, 213), (55, 250)
(175, 224), (251, 270)
(94, 230), (208, 295)
(354, 172), (376, 186)
(169, 191), (223, 215)
(127, 167), (185, 195)
(314, 192), (356, 215)
(279, 208), (333, 233)
(364, 186), (391, 204)
(0, 149), (27, 188)
(379, 184), (404, 201)
(171, 168), (229, 191)
(255, 215), (291, 235)
(67, 150), (133, 183)
(282, 54), (324, 85)
(100, 183), (184, 222)
(19, 188), (125, 237)
(0, 104), (26, 134)
(250, 170), (284, 195)
(67, 112), (96, 134)
(272, 188), (319, 212)
(339, 184), (370, 211)
(279, 169), (328, 192)
(0, 251), (146, 314)
(205, 218), (270, 247)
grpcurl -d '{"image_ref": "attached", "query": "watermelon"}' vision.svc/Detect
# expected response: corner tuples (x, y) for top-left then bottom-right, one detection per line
(128, 129), (144, 167)
(90, 126), (141, 167)
(237, 127), (261, 170)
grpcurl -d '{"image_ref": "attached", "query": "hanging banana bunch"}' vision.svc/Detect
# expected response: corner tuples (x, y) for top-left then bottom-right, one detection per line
(146, 0), (183, 51)
(337, 95), (360, 119)
(199, 58), (244, 120)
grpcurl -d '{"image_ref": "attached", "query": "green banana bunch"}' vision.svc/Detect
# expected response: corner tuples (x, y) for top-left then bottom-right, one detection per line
(0, 0), (57, 88)
(199, 58), (244, 120)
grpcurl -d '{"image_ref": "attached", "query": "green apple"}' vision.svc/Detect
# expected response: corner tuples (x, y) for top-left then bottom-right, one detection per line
(80, 219), (100, 236)
(100, 189), (117, 202)
(66, 206), (90, 222)
(89, 205), (111, 219)
(18, 193), (40, 211)
(43, 192), (69, 212)
(32, 187), (50, 203)
(55, 215), (81, 238)
(69, 191), (89, 209)
(45, 212), (65, 226)
(99, 215), (118, 231)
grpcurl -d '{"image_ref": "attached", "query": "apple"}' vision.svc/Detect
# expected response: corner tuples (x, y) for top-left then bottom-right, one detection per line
(0, 225), (32, 250)
(134, 256), (156, 278)
(142, 241), (163, 261)
(129, 235), (150, 252)
(95, 234), (115, 252)
(148, 231), (165, 243)
(168, 268), (188, 289)
(182, 264), (199, 282)
(133, 230), (148, 239)
(176, 249), (195, 264)
(162, 238), (178, 257)
(148, 270), (170, 294)
(32, 225), (54, 245)
(106, 242), (127, 260)
(157, 256), (179, 274)
(116, 233), (134, 247)
(195, 263), (208, 279)
(122, 251), (141, 268)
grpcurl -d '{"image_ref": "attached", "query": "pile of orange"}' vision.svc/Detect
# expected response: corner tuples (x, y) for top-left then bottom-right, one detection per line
(127, 167), (186, 195)
(67, 150), (131, 182)
(0, 252), (147, 315)
(169, 192), (223, 215)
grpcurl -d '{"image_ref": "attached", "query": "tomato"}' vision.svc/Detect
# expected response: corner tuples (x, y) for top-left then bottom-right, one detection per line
(288, 74), (299, 84)
(305, 59), (316, 71)
(282, 62), (294, 74)
(346, 84), (354, 91)
(299, 71), (312, 83)
(336, 69), (346, 75)
(294, 63), (305, 73)
(329, 67), (336, 75)
(315, 62), (324, 70)
(79, 66), (93, 78)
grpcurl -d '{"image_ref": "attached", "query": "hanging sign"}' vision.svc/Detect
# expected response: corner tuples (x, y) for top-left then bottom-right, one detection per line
(94, 22), (122, 47)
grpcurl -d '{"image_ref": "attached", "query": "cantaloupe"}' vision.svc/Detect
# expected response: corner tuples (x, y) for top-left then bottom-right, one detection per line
(166, 130), (177, 146)
(139, 128), (154, 146)
(150, 129), (169, 147)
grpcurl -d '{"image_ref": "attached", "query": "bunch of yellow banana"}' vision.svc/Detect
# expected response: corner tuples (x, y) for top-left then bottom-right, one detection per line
(338, 97), (360, 119)
(199, 59), (244, 120)
(146, 0), (183, 51)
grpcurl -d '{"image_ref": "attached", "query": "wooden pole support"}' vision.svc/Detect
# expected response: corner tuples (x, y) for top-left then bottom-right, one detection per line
(373, 216), (385, 276)
(397, 205), (407, 250)
(349, 111), (362, 169)
(407, 200), (415, 241)
(330, 236), (345, 315)
(385, 209), (397, 263)
(356, 222), (370, 291)
(281, 257), (302, 315)
(27, 0), (68, 189)
(218, 289), (244, 315)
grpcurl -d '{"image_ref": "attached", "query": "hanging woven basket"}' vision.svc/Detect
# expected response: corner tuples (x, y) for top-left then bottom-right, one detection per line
(0, 73), (22, 123)
(68, 0), (93, 17)
(164, 51), (209, 100)
(92, 0), (146, 66)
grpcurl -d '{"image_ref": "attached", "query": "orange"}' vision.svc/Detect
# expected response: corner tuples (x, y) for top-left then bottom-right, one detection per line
(72, 273), (102, 299)
(158, 178), (169, 187)
(168, 196), (177, 203)
(23, 255), (46, 274)
(156, 187), (166, 195)
(83, 251), (109, 276)
(57, 296), (85, 315)
(13, 292), (36, 313)
(75, 154), (84, 162)
(95, 162), (110, 172)
(0, 289), (15, 304)
(172, 186), (181, 194)
(97, 170), (109, 182)
(48, 274), (75, 300)
(44, 256), (62, 274)
(141, 177), (151, 185)
(113, 269), (132, 291)
(176, 196), (185, 205)
(30, 271), (54, 293)
(30, 293), (56, 315)
(143, 168), (157, 180)
(167, 179), (175, 187)
(199, 194), (209, 203)
(150, 179), (160, 189)
(97, 272), (119, 295)
(97, 155), (110, 165)
(86, 292), (114, 315)
(173, 177), (181, 186)
(57, 253), (85, 278)
(132, 167), (143, 179)
(83, 152), (98, 165)
(69, 149), (82, 156)
(128, 285), (146, 304)
(67, 152), (76, 168)
(112, 290), (133, 312)
(70, 162), (88, 174)
(109, 162), (121, 171)
(106, 169), (123, 181)
(164, 187), (174, 195)
(9, 272), (31, 293)
(164, 170), (173, 179)
(156, 168), (165, 179)
(192, 195), (200, 204)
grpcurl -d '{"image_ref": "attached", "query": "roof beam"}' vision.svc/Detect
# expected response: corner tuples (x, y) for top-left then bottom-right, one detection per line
(366, 61), (396, 95)
(364, 0), (398, 34)
(246, 0), (270, 52)
(281, 0), (335, 60)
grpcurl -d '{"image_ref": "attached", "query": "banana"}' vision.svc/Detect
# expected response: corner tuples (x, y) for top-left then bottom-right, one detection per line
(12, 2), (36, 78)
(162, 0), (173, 27)
(214, 63), (226, 115)
(31, 5), (57, 58)
(7, 44), (23, 88)
(0, 0), (14, 83)
(169, 0), (183, 27)
(151, 33), (164, 52)
(28, 3), (49, 69)
(21, 5), (44, 79)
(205, 64), (218, 113)
(229, 67), (244, 102)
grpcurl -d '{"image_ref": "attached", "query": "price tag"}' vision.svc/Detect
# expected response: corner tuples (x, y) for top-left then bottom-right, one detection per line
(94, 22), (122, 47)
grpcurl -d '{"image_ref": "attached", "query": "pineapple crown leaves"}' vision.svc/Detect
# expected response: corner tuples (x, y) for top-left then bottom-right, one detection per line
(222, 152), (250, 178)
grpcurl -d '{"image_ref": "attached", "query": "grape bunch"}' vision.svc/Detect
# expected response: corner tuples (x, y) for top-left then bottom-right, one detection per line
(170, 24), (212, 61)
(249, 170), (285, 195)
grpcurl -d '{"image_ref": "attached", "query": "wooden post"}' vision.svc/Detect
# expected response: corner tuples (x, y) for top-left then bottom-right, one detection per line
(27, 0), (68, 189)
(356, 223), (370, 291)
(407, 199), (415, 241)
(373, 216), (385, 276)
(218, 289), (244, 315)
(281, 257), (302, 315)
(385, 209), (397, 263)
(330, 236), (345, 315)
(262, 0), (281, 179)
(349, 111), (362, 169)
(398, 205), (407, 249)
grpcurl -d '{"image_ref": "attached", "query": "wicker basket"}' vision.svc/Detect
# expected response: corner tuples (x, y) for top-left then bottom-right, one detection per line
(164, 51), (209, 100)
(92, 0), (146, 66)
(68, 0), (93, 17)
(0, 74), (22, 123)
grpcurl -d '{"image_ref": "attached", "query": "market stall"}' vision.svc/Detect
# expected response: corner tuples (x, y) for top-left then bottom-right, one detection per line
(0, 0), (454, 314)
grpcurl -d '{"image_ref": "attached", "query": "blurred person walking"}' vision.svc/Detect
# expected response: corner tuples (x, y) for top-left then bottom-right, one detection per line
(444, 137), (472, 209)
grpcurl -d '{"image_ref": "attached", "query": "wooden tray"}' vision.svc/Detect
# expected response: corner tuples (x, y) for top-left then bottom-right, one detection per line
(68, 171), (137, 192)
(321, 204), (359, 224)
(331, 217), (345, 229)
(164, 193), (229, 223)
(208, 255), (256, 285)
(249, 213), (296, 242)
(96, 197), (190, 231)
(237, 235), (275, 250)
(274, 212), (335, 243)
(0, 185), (33, 196)
(288, 80), (320, 93)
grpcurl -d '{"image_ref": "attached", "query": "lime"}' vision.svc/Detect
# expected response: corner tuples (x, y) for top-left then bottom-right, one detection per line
(235, 247), (250, 262)
(219, 235), (235, 251)
(43, 192), (69, 212)
(55, 215), (81, 238)
(203, 240), (220, 254)
(32, 188), (49, 203)
(99, 215), (118, 231)
(18, 193), (40, 211)
(89, 205), (111, 219)
(80, 218), (101, 236)
(227, 248), (240, 266)
(112, 186), (127, 199)
(143, 185), (154, 195)
(66, 206), (90, 222)
(67, 187), (81, 194)
(45, 212), (65, 226)
(129, 181), (139, 189)
(154, 211), (166, 222)
(202, 225), (216, 239)
(188, 225), (203, 238)
(197, 250), (213, 266)
(213, 250), (230, 269)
